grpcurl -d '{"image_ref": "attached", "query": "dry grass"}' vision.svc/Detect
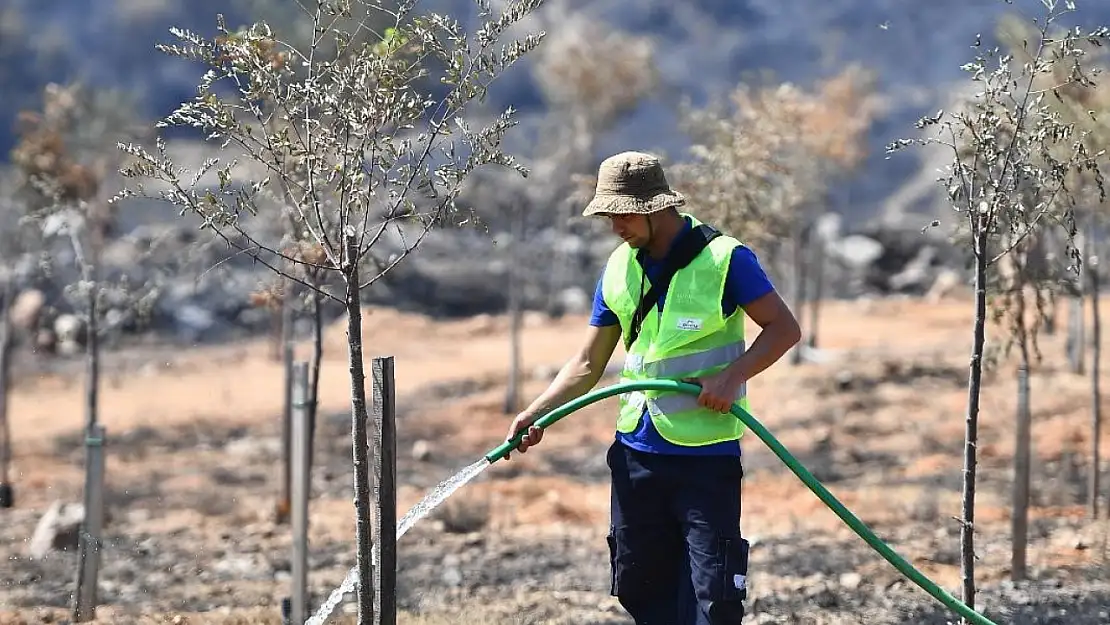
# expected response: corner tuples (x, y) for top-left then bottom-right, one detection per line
(5, 293), (1110, 621)
(0, 606), (570, 624)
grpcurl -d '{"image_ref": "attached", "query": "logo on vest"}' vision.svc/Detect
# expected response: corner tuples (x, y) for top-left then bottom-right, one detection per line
(675, 317), (703, 331)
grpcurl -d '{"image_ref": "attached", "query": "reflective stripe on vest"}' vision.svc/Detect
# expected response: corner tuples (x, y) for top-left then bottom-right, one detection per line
(621, 379), (747, 417)
(601, 213), (750, 447)
(623, 339), (746, 378)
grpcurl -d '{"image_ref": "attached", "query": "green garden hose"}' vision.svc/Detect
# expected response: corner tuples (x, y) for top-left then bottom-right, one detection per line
(483, 379), (998, 625)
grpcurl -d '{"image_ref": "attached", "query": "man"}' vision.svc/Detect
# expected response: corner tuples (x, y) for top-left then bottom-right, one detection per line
(505, 151), (801, 624)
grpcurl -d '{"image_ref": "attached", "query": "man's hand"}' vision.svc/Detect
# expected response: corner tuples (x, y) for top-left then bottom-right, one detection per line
(688, 368), (746, 413)
(503, 411), (544, 460)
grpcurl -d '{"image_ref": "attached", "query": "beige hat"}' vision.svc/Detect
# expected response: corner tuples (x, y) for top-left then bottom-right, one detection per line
(581, 151), (686, 217)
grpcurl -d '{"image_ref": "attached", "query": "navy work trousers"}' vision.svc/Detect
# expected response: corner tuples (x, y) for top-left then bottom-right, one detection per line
(606, 441), (750, 625)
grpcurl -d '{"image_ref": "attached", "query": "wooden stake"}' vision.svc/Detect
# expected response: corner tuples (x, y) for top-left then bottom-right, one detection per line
(371, 357), (397, 625)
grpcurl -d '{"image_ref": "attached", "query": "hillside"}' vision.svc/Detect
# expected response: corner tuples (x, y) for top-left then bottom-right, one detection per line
(4, 0), (1110, 226)
(1, 295), (1108, 623)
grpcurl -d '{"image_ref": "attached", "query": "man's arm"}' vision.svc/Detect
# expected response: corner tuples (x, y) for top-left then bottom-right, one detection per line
(725, 289), (801, 382)
(504, 270), (622, 457)
(504, 323), (622, 457)
(692, 245), (801, 412)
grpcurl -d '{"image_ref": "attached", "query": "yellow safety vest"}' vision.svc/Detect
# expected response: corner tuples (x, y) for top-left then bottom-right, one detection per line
(601, 214), (750, 446)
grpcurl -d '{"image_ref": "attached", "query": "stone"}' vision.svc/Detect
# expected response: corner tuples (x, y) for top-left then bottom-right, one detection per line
(9, 289), (45, 330)
(839, 572), (863, 590)
(28, 500), (85, 559)
(831, 235), (884, 268)
(53, 314), (84, 349)
(926, 268), (963, 302)
(412, 440), (432, 462)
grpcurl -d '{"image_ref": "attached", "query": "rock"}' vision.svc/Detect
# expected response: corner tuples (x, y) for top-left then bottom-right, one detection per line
(887, 245), (936, 292)
(212, 555), (264, 580)
(172, 304), (217, 343)
(127, 508), (152, 524)
(552, 287), (590, 316)
(926, 268), (963, 302)
(28, 500), (85, 559)
(9, 289), (46, 330)
(839, 572), (863, 590)
(523, 311), (548, 328)
(53, 314), (84, 354)
(441, 565), (464, 587)
(833, 370), (855, 392)
(34, 328), (56, 353)
(814, 213), (842, 243)
(831, 235), (884, 268)
(224, 437), (280, 460)
(412, 440), (432, 462)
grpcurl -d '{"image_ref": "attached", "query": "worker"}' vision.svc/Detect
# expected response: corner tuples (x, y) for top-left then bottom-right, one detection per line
(504, 151), (802, 624)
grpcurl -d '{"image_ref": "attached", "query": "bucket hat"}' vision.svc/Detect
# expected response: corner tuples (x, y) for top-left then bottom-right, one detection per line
(581, 151), (686, 217)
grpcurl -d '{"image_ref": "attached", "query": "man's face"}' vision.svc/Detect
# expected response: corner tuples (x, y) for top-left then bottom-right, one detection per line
(605, 213), (651, 248)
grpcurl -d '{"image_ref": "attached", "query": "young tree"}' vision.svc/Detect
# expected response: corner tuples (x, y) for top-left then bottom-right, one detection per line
(0, 167), (39, 511)
(993, 224), (1068, 581)
(887, 0), (1108, 613)
(481, 9), (657, 413)
(794, 67), (878, 351)
(111, 1), (546, 619)
(1085, 218), (1102, 519)
(11, 81), (172, 621)
(252, 237), (333, 522)
(996, 7), (1110, 520)
(671, 65), (877, 364)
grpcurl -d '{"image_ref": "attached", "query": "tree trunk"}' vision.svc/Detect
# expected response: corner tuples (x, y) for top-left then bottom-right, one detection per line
(0, 288), (12, 508)
(73, 246), (103, 621)
(1069, 293), (1086, 375)
(789, 222), (809, 366)
(807, 236), (825, 349)
(1043, 297), (1058, 336)
(269, 291), (285, 361)
(344, 235), (375, 625)
(309, 282), (323, 473)
(504, 205), (524, 415)
(1090, 232), (1102, 520)
(1011, 352), (1031, 581)
(85, 270), (100, 433)
(960, 225), (989, 619)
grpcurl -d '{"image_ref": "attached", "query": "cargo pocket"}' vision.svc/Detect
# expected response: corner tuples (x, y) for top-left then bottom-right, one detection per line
(606, 531), (619, 596)
(718, 535), (750, 602)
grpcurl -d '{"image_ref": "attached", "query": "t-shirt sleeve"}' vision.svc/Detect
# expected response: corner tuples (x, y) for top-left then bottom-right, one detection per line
(590, 267), (620, 327)
(723, 245), (776, 315)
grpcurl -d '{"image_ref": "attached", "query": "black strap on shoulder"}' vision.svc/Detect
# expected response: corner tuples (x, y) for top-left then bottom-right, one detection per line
(625, 223), (722, 350)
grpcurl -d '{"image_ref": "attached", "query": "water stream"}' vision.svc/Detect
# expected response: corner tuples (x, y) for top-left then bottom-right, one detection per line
(303, 458), (492, 625)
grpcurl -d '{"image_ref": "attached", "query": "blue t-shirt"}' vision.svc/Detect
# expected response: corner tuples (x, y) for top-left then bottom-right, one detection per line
(591, 219), (775, 457)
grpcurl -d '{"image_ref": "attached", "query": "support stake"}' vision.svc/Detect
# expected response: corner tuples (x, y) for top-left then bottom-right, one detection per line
(71, 425), (106, 622)
(290, 361), (311, 623)
(372, 356), (397, 625)
(277, 340), (294, 524)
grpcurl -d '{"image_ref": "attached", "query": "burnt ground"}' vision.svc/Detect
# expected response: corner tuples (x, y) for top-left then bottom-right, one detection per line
(1, 299), (1109, 624)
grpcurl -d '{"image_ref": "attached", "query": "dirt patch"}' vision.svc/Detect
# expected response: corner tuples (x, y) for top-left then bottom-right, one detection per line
(3, 298), (1110, 623)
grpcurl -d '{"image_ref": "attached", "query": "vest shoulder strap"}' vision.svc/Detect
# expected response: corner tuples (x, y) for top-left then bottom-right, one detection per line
(626, 223), (722, 350)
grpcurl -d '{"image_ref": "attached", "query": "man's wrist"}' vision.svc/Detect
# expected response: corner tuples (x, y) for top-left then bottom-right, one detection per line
(724, 359), (750, 386)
